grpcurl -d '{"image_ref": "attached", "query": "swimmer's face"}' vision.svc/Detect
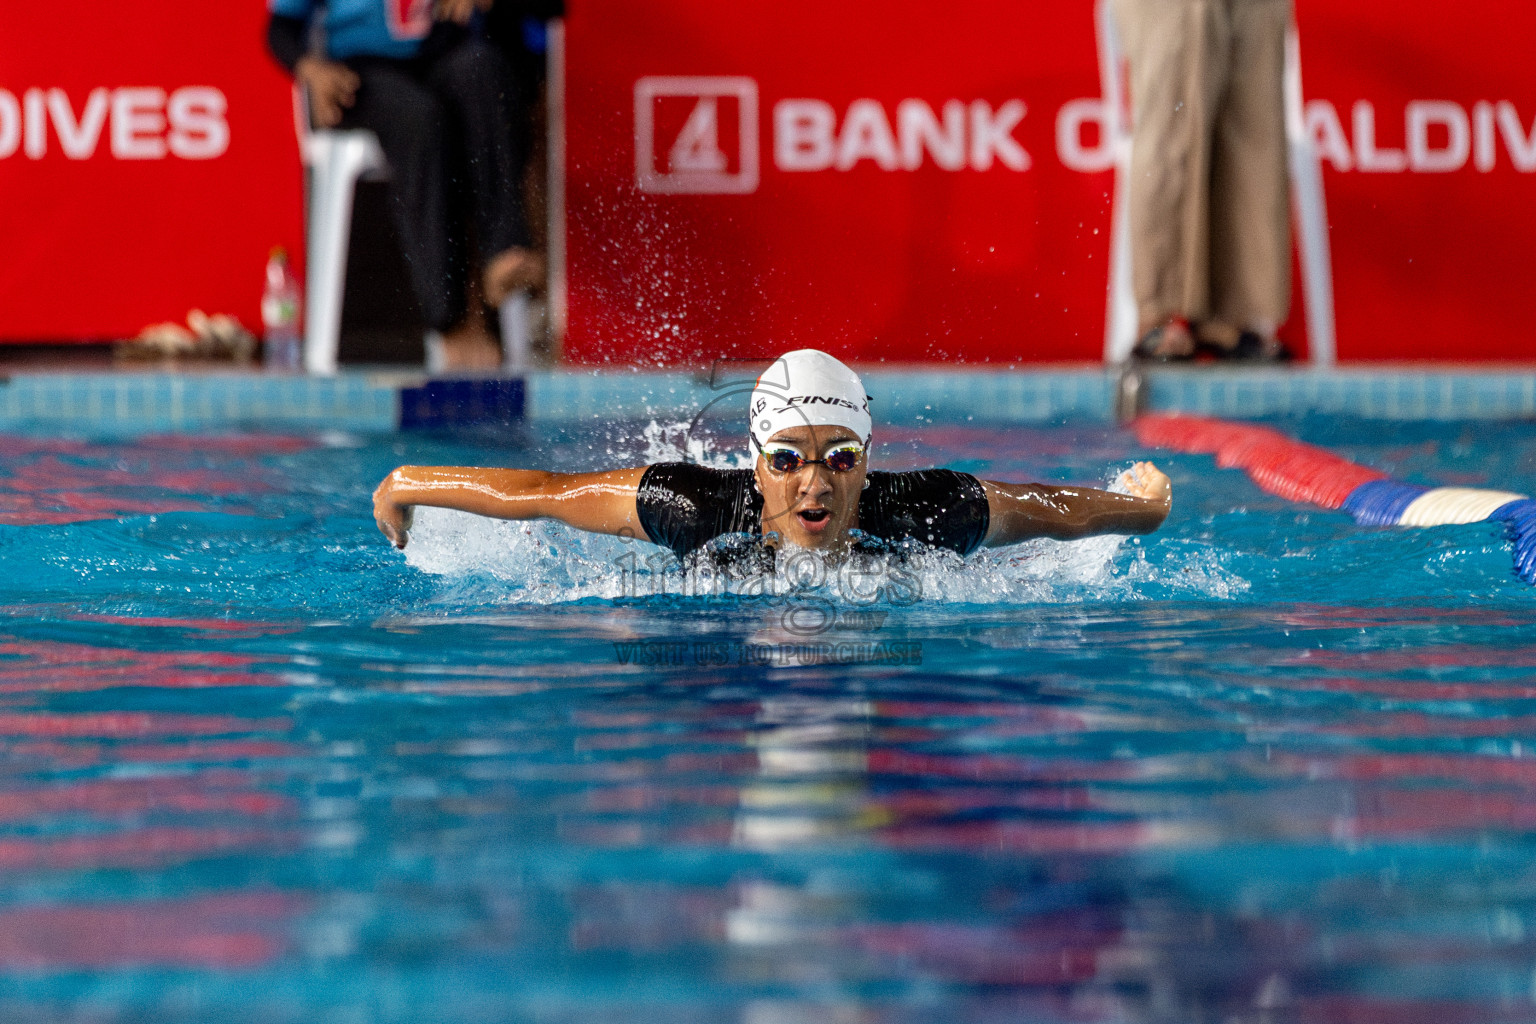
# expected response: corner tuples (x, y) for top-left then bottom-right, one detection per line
(754, 425), (867, 551)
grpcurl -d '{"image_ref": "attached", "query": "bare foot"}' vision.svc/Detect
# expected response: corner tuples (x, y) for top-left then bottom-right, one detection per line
(436, 323), (503, 371)
(483, 247), (546, 307)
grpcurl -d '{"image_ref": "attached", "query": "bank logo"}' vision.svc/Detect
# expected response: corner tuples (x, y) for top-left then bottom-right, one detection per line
(634, 76), (759, 194)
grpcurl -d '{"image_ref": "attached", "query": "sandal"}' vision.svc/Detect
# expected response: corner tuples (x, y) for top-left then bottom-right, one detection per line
(1217, 330), (1292, 362)
(1131, 317), (1197, 362)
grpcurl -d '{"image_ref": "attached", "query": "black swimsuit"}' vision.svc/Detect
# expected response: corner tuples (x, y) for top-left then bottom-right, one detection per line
(636, 463), (990, 559)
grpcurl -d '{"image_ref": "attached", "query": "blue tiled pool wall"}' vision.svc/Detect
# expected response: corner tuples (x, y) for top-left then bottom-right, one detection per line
(0, 367), (1535, 432)
(528, 369), (1536, 423)
(0, 373), (399, 433)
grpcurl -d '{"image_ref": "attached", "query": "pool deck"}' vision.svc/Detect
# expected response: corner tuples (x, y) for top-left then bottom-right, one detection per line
(1, 364), (1535, 432)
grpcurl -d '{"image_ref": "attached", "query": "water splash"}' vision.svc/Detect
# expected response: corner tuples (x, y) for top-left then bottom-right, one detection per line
(402, 445), (1247, 608)
(635, 419), (751, 469)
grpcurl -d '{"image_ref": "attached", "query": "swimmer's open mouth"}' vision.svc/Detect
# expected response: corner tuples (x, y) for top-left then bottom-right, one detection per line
(796, 507), (832, 532)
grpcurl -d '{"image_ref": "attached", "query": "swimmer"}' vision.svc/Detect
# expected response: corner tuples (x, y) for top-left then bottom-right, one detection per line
(372, 349), (1171, 558)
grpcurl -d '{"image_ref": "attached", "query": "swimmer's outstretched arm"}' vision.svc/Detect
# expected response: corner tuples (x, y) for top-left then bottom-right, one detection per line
(980, 460), (1171, 546)
(372, 466), (649, 549)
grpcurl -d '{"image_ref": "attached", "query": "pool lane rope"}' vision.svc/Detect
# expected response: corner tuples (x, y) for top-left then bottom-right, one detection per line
(1133, 414), (1536, 584)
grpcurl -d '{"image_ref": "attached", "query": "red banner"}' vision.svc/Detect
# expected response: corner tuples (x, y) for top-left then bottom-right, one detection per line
(563, 0), (1116, 365)
(1293, 0), (1536, 361)
(565, 0), (1536, 365)
(0, 1), (304, 343)
(3, 1), (1533, 363)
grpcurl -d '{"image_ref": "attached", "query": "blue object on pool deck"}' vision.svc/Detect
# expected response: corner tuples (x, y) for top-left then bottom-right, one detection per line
(399, 378), (525, 430)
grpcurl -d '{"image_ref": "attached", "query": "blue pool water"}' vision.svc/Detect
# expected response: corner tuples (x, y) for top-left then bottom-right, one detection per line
(2, 417), (1536, 1022)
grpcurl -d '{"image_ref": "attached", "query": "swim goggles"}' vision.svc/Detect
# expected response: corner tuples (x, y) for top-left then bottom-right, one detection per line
(751, 435), (866, 474)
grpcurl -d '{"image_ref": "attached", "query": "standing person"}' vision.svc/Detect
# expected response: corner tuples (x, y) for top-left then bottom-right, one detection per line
(480, 0), (563, 307)
(267, 0), (545, 369)
(1116, 0), (1293, 362)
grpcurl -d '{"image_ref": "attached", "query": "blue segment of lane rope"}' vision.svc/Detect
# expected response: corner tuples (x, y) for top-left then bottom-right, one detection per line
(1491, 499), (1536, 583)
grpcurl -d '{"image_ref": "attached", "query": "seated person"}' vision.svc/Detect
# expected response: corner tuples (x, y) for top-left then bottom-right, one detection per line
(267, 0), (544, 369)
(372, 350), (1172, 560)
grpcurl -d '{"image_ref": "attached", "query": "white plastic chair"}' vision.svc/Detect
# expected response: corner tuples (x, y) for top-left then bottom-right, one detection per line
(1097, 0), (1337, 365)
(293, 86), (390, 374)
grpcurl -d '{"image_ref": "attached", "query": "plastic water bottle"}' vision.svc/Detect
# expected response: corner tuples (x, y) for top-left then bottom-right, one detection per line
(261, 247), (303, 371)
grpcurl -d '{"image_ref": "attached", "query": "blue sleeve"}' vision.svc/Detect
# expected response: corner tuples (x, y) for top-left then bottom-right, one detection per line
(269, 0), (317, 20)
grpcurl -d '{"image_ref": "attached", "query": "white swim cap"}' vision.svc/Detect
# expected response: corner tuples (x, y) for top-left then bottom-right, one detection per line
(748, 349), (872, 449)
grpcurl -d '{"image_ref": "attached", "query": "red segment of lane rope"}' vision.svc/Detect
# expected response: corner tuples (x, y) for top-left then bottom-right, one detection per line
(1134, 414), (1387, 509)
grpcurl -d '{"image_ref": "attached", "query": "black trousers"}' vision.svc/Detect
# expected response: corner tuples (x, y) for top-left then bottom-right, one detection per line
(340, 37), (529, 331)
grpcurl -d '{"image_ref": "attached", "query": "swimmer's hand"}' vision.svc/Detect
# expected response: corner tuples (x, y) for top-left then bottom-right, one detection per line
(373, 472), (415, 549)
(1115, 461), (1172, 505)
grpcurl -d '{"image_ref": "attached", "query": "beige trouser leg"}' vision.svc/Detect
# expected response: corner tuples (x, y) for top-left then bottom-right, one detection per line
(1113, 0), (1292, 336)
(1209, 0), (1291, 333)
